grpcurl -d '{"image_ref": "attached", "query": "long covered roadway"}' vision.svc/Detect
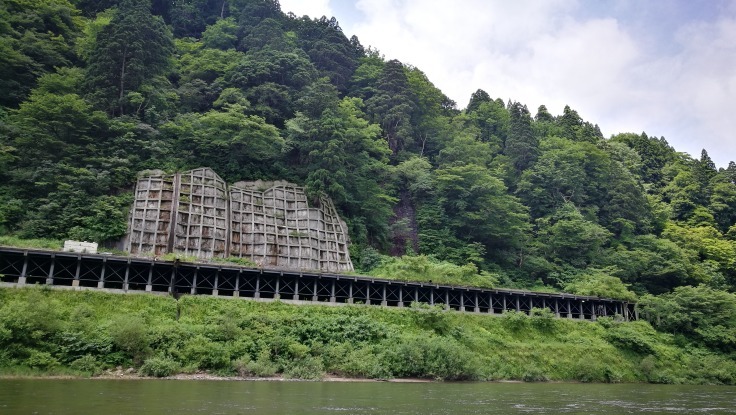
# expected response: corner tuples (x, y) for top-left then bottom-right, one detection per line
(0, 246), (636, 321)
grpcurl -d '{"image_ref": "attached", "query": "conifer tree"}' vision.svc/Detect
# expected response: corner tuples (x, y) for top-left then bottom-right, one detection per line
(84, 0), (174, 116)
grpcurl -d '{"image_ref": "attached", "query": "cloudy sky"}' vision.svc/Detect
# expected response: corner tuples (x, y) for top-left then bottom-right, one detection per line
(279, 0), (736, 167)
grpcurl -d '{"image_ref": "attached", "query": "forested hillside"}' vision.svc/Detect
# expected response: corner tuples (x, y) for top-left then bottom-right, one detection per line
(1, 0), (736, 332)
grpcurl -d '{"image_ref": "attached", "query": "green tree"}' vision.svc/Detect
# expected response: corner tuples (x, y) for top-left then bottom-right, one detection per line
(504, 102), (538, 173)
(202, 17), (238, 50)
(84, 0), (174, 116)
(0, 0), (83, 107)
(365, 59), (417, 156)
(639, 286), (736, 352)
(433, 163), (531, 263)
(536, 203), (612, 268)
(287, 97), (393, 246)
(164, 105), (285, 181)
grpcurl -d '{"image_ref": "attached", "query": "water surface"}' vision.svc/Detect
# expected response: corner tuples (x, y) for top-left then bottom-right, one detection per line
(1, 379), (735, 414)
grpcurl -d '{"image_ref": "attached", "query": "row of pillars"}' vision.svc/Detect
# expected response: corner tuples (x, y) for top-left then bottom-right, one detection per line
(3, 249), (634, 321)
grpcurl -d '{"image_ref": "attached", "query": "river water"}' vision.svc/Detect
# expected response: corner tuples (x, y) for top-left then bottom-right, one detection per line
(1, 379), (735, 414)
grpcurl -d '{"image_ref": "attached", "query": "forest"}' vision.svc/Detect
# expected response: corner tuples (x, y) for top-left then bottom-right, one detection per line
(1, 0), (736, 377)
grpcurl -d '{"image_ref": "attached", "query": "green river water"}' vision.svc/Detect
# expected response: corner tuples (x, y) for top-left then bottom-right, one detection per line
(1, 379), (735, 414)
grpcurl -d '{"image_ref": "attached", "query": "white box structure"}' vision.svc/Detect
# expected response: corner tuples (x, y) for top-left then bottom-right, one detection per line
(63, 240), (99, 254)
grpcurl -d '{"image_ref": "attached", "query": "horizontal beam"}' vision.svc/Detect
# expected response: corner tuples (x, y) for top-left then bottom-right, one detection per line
(0, 246), (635, 321)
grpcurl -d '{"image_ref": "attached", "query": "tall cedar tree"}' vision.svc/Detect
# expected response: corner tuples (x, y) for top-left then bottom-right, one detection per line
(84, 0), (174, 116)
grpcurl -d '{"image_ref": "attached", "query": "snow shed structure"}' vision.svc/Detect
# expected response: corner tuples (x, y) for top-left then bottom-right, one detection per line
(125, 168), (353, 272)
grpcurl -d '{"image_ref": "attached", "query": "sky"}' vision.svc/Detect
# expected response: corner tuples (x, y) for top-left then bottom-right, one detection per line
(278, 0), (736, 167)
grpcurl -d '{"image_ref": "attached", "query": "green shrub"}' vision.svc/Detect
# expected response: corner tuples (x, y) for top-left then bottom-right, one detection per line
(571, 355), (607, 383)
(234, 351), (278, 377)
(409, 302), (451, 334)
(283, 356), (324, 380)
(383, 335), (478, 380)
(522, 367), (549, 382)
(140, 356), (180, 377)
(501, 310), (529, 331)
(69, 355), (102, 375)
(368, 255), (497, 288)
(604, 322), (659, 355)
(57, 331), (113, 364)
(108, 316), (151, 363)
(529, 308), (557, 331)
(180, 335), (230, 370)
(25, 350), (60, 369)
(332, 346), (391, 379)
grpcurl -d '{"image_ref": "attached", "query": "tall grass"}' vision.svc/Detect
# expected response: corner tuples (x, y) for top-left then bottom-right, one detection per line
(0, 236), (63, 250)
(0, 286), (733, 384)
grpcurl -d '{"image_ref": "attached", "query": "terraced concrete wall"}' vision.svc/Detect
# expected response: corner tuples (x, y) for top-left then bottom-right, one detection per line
(126, 168), (353, 272)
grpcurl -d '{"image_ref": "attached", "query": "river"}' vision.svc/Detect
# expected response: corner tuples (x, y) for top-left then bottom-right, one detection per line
(1, 379), (735, 414)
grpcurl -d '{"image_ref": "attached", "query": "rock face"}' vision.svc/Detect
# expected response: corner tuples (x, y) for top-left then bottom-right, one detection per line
(125, 168), (353, 272)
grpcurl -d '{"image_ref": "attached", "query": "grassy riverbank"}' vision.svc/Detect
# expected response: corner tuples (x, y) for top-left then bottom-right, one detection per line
(0, 286), (734, 384)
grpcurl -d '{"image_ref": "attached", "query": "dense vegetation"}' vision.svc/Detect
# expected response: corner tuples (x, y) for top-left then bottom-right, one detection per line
(1, 287), (735, 384)
(1, 0), (735, 379)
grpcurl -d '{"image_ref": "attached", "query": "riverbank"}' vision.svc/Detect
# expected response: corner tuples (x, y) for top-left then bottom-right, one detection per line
(1, 286), (734, 384)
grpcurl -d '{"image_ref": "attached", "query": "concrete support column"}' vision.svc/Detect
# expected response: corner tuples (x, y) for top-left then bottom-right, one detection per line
(72, 255), (81, 287)
(554, 299), (560, 318)
(254, 274), (261, 299)
(330, 280), (336, 303)
(365, 284), (370, 305)
(18, 252), (29, 285)
(233, 270), (241, 298)
(398, 286), (404, 307)
(474, 292), (480, 313)
(566, 299), (575, 318)
(123, 260), (130, 291)
(578, 300), (585, 320)
(190, 268), (198, 295)
(312, 279), (318, 302)
(145, 263), (153, 292)
(293, 278), (299, 301)
(347, 280), (353, 304)
(97, 258), (107, 289)
(168, 264), (178, 294)
(430, 289), (434, 306)
(515, 297), (521, 312)
(274, 275), (281, 300)
(212, 269), (219, 296)
(591, 302), (597, 321)
(502, 295), (507, 313)
(445, 291), (450, 310)
(381, 285), (387, 306)
(46, 256), (56, 286)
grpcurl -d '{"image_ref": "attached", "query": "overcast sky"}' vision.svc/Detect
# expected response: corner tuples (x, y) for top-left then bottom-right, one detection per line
(279, 0), (736, 167)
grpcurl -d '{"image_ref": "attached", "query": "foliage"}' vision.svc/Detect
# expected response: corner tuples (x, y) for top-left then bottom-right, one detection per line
(563, 268), (637, 301)
(139, 356), (179, 377)
(369, 255), (498, 288)
(0, 287), (734, 384)
(1, 0), (736, 374)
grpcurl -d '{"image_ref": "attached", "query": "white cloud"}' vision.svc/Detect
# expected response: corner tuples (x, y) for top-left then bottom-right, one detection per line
(333, 0), (735, 166)
(279, 0), (333, 19)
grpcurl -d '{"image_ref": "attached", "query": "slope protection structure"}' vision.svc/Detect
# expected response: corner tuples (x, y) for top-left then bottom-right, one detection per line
(125, 168), (353, 272)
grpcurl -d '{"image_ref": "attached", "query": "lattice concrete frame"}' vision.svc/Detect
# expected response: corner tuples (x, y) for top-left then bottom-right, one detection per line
(174, 168), (228, 259)
(125, 168), (354, 272)
(127, 170), (175, 256)
(229, 181), (353, 272)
